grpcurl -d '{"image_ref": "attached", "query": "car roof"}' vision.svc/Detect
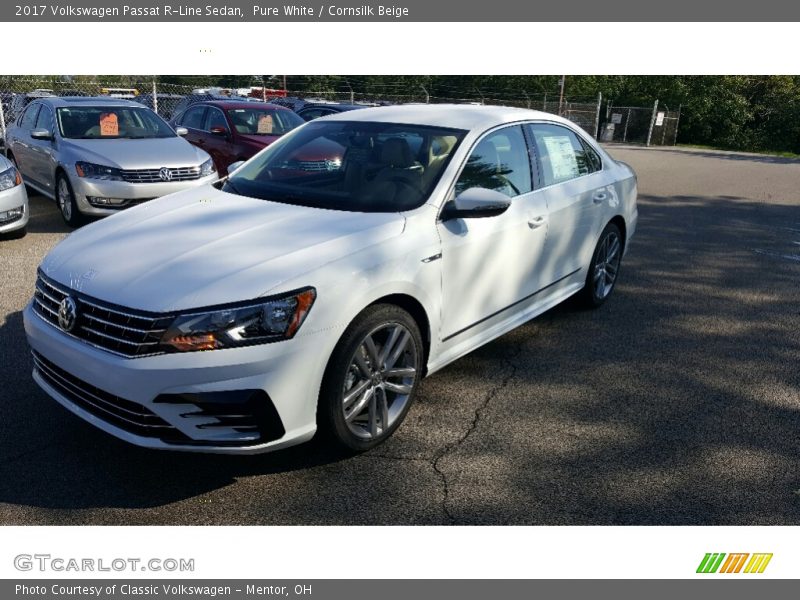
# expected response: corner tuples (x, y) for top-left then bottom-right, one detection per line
(300, 102), (368, 111)
(319, 103), (575, 132)
(32, 96), (146, 108)
(202, 100), (291, 110)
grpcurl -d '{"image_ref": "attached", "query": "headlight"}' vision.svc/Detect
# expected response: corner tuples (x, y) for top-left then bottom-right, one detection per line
(199, 158), (216, 177)
(160, 288), (316, 353)
(0, 166), (22, 192)
(75, 161), (124, 181)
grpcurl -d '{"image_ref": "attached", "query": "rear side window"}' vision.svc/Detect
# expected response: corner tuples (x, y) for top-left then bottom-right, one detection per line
(180, 106), (207, 130)
(19, 103), (40, 129)
(527, 123), (595, 187)
(455, 125), (532, 198)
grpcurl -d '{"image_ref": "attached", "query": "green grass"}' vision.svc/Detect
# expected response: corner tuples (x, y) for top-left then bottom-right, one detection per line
(677, 143), (800, 159)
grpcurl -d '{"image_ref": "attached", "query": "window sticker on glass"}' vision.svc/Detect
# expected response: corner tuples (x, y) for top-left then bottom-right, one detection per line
(99, 112), (119, 136)
(542, 135), (579, 182)
(257, 114), (274, 134)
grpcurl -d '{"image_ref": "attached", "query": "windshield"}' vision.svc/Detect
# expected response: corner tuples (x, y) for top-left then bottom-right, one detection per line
(226, 107), (303, 136)
(224, 120), (466, 212)
(56, 106), (175, 139)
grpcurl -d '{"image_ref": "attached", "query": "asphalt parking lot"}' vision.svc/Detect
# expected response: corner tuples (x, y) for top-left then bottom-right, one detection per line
(1, 145), (799, 525)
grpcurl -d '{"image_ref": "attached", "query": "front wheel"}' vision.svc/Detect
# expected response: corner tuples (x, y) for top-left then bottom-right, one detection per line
(319, 304), (423, 452)
(580, 222), (623, 308)
(56, 173), (84, 228)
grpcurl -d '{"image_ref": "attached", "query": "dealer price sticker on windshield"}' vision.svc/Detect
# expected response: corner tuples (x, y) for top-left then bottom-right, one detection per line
(257, 114), (274, 134)
(99, 112), (119, 136)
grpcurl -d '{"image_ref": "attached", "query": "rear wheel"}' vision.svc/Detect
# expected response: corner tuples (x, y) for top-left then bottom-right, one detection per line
(580, 222), (622, 308)
(319, 304), (423, 452)
(56, 173), (84, 228)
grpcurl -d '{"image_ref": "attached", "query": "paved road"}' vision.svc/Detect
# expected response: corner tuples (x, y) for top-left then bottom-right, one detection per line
(1, 145), (799, 525)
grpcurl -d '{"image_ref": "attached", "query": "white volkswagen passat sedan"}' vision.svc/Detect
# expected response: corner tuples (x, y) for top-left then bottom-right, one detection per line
(0, 153), (29, 237)
(24, 105), (637, 454)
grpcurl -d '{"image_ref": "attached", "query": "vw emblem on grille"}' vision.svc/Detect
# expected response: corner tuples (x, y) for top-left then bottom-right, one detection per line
(57, 296), (78, 333)
(159, 167), (173, 182)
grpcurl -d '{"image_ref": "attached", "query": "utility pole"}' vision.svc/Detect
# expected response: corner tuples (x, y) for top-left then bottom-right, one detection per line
(558, 75), (566, 116)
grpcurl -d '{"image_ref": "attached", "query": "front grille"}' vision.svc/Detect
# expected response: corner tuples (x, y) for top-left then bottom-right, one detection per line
(32, 350), (188, 442)
(120, 166), (201, 183)
(32, 272), (173, 358)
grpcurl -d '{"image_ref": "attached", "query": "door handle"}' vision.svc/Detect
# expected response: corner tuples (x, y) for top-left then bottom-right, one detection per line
(528, 216), (547, 229)
(592, 192), (608, 204)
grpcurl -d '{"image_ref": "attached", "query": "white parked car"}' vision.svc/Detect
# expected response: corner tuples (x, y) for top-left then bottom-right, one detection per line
(0, 153), (29, 237)
(24, 105), (637, 454)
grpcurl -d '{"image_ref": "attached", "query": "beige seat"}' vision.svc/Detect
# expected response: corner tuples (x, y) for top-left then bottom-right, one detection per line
(358, 138), (424, 208)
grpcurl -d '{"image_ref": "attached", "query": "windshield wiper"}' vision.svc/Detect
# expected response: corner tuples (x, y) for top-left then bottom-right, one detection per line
(224, 179), (242, 195)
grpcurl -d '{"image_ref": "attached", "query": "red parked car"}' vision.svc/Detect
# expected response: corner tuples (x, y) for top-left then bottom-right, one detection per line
(170, 100), (304, 176)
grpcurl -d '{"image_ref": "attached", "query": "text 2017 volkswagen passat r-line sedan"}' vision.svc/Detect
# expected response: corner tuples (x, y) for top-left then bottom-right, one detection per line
(5, 96), (217, 227)
(24, 105), (638, 454)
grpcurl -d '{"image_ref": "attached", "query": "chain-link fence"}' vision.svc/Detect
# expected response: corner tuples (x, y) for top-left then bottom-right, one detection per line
(649, 104), (681, 147)
(1, 77), (658, 146)
(600, 100), (681, 146)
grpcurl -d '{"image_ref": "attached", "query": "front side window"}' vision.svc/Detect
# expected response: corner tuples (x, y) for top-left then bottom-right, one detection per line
(19, 103), (40, 129)
(226, 107), (303, 135)
(454, 125), (532, 198)
(527, 123), (594, 187)
(56, 106), (175, 139)
(205, 107), (228, 132)
(35, 105), (53, 131)
(225, 120), (466, 212)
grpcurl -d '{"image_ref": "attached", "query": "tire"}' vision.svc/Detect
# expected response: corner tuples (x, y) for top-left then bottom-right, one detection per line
(580, 222), (623, 308)
(56, 172), (84, 228)
(319, 304), (424, 452)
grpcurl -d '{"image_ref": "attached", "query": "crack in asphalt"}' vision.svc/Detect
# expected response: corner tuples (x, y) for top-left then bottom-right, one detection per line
(429, 344), (525, 524)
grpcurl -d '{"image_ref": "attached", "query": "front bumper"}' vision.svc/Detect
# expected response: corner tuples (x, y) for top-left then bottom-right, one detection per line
(0, 182), (29, 233)
(23, 301), (333, 454)
(70, 173), (218, 217)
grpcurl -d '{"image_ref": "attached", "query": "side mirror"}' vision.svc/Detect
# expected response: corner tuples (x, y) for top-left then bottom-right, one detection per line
(227, 161), (245, 175)
(175, 126), (188, 137)
(30, 128), (54, 141)
(440, 187), (512, 221)
(210, 126), (229, 138)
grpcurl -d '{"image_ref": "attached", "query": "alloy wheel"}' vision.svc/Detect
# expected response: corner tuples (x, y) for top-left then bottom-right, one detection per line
(341, 322), (418, 440)
(57, 178), (72, 221)
(593, 230), (621, 299)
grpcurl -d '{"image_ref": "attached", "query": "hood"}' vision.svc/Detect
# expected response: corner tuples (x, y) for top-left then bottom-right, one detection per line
(40, 186), (406, 312)
(61, 136), (209, 169)
(236, 133), (281, 147)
